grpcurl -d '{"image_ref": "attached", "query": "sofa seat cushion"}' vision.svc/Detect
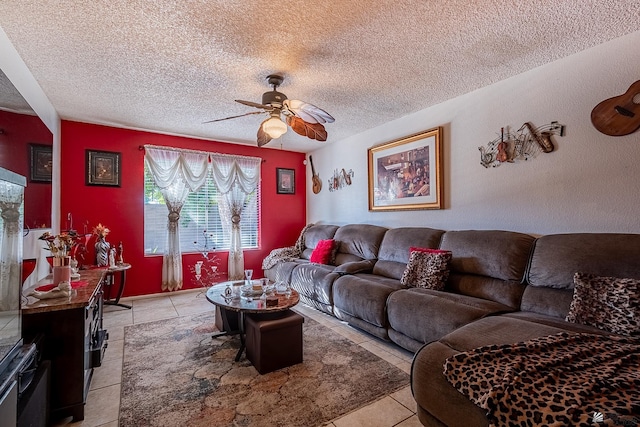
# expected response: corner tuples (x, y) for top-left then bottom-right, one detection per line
(332, 274), (404, 328)
(387, 288), (514, 346)
(289, 263), (340, 307)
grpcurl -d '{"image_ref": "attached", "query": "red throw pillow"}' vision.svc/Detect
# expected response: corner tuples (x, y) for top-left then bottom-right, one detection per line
(310, 239), (337, 264)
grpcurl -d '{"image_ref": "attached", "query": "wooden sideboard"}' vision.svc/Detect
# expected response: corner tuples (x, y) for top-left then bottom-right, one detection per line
(22, 269), (108, 422)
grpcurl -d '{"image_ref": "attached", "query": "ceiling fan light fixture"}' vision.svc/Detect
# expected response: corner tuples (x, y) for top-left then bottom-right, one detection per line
(262, 114), (288, 139)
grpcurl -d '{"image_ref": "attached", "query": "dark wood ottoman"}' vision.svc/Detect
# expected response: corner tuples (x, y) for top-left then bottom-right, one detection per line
(245, 310), (304, 374)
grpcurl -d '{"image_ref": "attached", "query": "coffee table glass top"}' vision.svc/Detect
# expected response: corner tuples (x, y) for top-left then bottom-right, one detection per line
(206, 281), (299, 314)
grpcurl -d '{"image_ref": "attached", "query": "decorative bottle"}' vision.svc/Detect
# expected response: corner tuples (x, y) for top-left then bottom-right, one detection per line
(95, 237), (110, 267)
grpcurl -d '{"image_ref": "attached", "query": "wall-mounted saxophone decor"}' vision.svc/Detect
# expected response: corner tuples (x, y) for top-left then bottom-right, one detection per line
(328, 168), (354, 192)
(479, 121), (565, 168)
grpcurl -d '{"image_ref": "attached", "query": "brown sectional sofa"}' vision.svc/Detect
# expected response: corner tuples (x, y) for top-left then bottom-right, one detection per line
(262, 224), (640, 426)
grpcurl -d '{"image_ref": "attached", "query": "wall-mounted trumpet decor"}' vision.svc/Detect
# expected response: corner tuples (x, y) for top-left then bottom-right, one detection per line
(479, 121), (565, 168)
(328, 168), (354, 192)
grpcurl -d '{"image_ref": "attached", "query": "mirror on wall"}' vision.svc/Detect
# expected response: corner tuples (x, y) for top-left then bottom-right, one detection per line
(0, 69), (52, 229)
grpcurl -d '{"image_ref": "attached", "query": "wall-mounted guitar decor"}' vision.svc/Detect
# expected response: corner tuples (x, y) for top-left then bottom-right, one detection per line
(479, 121), (565, 168)
(591, 80), (640, 136)
(308, 155), (322, 194)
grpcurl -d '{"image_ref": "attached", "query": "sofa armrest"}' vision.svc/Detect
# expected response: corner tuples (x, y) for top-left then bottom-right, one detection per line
(333, 260), (376, 275)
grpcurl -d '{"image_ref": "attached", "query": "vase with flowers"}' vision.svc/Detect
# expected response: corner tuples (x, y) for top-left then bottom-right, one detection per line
(39, 230), (79, 284)
(93, 223), (111, 267)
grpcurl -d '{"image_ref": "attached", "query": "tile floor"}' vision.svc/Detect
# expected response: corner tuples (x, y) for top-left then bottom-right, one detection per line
(53, 289), (421, 427)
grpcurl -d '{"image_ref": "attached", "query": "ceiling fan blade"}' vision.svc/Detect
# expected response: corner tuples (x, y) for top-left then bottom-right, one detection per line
(306, 122), (328, 141)
(257, 120), (272, 147)
(286, 115), (308, 137)
(203, 110), (264, 124)
(287, 116), (328, 141)
(284, 99), (335, 124)
(236, 99), (272, 110)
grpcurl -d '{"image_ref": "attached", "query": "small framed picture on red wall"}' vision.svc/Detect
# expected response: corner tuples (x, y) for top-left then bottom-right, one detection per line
(276, 168), (295, 194)
(86, 149), (121, 186)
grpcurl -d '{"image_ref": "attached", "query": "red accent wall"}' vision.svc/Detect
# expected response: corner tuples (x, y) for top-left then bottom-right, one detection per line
(0, 110), (53, 228)
(60, 120), (306, 297)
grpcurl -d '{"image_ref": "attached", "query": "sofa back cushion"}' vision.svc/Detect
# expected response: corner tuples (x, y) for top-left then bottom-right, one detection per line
(522, 233), (640, 317)
(300, 224), (339, 260)
(332, 224), (388, 264)
(373, 227), (445, 279)
(527, 233), (640, 289)
(439, 230), (536, 308)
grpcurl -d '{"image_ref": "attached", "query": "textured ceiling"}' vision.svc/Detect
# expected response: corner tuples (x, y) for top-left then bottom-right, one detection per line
(0, 1), (638, 152)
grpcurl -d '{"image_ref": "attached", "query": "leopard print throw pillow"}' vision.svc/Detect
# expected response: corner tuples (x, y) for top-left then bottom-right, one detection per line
(400, 250), (452, 290)
(566, 272), (640, 336)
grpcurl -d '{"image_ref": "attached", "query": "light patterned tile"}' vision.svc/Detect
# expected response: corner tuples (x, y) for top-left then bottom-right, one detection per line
(391, 386), (417, 413)
(131, 296), (175, 310)
(369, 339), (414, 361)
(103, 338), (123, 363)
(106, 325), (124, 341)
(359, 341), (403, 366)
(79, 383), (121, 426)
(395, 415), (424, 427)
(332, 396), (413, 427)
(103, 310), (133, 328)
(330, 325), (372, 344)
(395, 359), (412, 375)
(173, 299), (215, 317)
(132, 305), (179, 324)
(90, 357), (122, 390)
(168, 289), (205, 305)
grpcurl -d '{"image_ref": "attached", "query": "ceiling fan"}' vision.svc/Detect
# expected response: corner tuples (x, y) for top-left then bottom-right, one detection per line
(204, 74), (335, 147)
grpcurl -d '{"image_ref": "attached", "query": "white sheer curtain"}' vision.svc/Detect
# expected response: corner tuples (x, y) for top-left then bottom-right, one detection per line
(144, 146), (209, 291)
(210, 154), (261, 280)
(0, 180), (23, 310)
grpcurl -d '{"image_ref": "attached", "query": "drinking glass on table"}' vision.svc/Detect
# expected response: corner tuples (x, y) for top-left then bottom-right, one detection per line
(244, 269), (253, 287)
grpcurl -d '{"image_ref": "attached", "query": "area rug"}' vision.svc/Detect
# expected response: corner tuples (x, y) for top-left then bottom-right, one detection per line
(119, 311), (410, 427)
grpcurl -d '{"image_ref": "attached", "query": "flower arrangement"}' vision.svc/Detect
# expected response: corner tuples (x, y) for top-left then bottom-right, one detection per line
(93, 223), (110, 239)
(39, 230), (79, 258)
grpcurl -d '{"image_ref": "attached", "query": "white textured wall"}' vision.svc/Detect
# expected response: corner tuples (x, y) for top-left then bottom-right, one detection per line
(307, 30), (640, 235)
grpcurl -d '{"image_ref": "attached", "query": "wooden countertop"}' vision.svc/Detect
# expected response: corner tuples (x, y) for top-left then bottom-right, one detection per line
(22, 268), (106, 314)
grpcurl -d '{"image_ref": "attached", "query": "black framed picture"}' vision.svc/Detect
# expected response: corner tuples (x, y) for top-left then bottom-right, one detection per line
(86, 149), (121, 186)
(29, 143), (53, 182)
(276, 168), (295, 194)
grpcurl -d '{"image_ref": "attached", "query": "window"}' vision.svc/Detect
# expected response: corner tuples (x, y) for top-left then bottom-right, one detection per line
(144, 166), (259, 255)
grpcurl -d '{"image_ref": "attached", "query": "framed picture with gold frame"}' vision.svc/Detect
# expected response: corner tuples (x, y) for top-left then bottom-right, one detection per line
(368, 127), (443, 211)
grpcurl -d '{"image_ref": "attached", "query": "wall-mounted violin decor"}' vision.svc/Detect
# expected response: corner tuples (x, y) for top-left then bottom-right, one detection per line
(591, 80), (640, 136)
(479, 121), (565, 168)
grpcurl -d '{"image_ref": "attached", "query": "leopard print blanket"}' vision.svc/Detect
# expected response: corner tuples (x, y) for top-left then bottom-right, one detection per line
(261, 223), (314, 270)
(443, 332), (640, 426)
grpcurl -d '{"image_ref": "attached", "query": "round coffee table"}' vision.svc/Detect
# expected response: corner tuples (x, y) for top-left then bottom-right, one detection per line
(206, 281), (299, 361)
